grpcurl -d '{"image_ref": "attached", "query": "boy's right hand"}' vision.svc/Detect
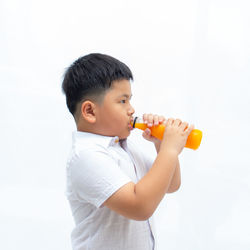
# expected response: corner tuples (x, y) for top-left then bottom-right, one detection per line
(160, 118), (194, 155)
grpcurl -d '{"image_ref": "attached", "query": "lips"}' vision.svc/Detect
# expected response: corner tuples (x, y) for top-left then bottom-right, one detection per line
(128, 117), (134, 130)
(128, 124), (133, 130)
(130, 117), (134, 125)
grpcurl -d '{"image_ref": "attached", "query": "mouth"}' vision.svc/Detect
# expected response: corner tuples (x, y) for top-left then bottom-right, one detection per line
(128, 117), (134, 130)
(128, 124), (133, 131)
(130, 116), (135, 124)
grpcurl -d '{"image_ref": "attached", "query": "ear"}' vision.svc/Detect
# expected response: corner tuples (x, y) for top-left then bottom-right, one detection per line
(80, 100), (97, 123)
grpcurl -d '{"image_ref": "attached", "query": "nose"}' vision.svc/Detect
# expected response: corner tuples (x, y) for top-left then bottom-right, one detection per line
(128, 103), (135, 116)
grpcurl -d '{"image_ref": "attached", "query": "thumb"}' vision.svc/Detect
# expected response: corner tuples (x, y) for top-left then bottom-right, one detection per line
(142, 128), (152, 140)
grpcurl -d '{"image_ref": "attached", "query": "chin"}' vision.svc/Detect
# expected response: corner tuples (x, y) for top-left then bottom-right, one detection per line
(119, 135), (128, 140)
(119, 131), (130, 140)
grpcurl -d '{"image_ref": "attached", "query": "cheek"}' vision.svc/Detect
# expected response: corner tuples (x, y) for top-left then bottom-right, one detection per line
(101, 103), (127, 126)
(110, 116), (127, 130)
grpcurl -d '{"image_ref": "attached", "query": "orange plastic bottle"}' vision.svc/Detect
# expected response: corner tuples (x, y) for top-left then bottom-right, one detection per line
(131, 117), (202, 150)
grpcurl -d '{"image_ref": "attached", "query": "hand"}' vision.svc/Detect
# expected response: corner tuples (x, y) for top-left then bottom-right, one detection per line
(160, 118), (194, 155)
(142, 114), (166, 147)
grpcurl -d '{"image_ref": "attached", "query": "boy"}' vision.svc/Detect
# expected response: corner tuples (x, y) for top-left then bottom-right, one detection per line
(62, 53), (193, 250)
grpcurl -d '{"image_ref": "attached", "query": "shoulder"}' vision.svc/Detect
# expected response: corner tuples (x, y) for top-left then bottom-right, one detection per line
(126, 136), (156, 167)
(67, 133), (118, 176)
(71, 131), (114, 158)
(69, 144), (112, 171)
(127, 135), (155, 156)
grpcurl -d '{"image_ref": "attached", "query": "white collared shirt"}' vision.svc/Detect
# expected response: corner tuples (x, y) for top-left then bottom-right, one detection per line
(66, 131), (156, 250)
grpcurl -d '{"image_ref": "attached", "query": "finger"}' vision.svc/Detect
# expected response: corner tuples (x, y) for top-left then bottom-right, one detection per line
(158, 116), (165, 124)
(142, 128), (151, 139)
(143, 114), (149, 125)
(166, 118), (174, 126)
(173, 119), (182, 126)
(180, 122), (189, 131)
(145, 128), (151, 136)
(147, 114), (154, 127)
(143, 113), (148, 124)
(153, 115), (159, 126)
(186, 124), (195, 135)
(143, 113), (153, 126)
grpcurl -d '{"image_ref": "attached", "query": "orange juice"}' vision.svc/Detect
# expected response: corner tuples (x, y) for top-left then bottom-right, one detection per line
(131, 117), (202, 150)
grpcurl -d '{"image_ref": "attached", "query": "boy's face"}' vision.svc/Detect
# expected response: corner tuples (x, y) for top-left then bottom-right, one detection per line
(95, 79), (135, 139)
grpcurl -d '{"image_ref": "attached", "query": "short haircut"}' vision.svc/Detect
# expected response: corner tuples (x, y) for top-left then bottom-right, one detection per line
(62, 53), (133, 118)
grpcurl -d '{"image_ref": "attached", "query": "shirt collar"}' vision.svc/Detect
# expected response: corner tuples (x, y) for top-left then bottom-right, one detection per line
(73, 131), (126, 148)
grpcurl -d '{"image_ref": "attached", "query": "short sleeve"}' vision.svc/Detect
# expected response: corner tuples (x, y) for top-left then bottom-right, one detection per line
(140, 148), (155, 171)
(69, 149), (132, 208)
(127, 138), (156, 172)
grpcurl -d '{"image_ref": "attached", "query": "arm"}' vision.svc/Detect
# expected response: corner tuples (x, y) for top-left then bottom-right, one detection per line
(150, 116), (181, 193)
(103, 117), (193, 221)
(167, 159), (181, 193)
(103, 149), (178, 221)
(154, 140), (181, 193)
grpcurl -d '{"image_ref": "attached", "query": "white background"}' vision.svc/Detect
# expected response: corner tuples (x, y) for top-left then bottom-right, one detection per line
(1, 0), (250, 249)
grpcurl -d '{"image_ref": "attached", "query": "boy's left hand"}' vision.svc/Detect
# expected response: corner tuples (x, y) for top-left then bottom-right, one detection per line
(142, 114), (166, 147)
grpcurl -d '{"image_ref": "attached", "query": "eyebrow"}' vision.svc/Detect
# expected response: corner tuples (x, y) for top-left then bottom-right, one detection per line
(119, 94), (132, 99)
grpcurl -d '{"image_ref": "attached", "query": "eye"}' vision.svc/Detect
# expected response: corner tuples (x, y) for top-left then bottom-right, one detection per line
(120, 99), (126, 104)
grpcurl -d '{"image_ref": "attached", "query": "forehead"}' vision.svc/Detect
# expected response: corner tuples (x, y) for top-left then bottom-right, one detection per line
(108, 79), (132, 96)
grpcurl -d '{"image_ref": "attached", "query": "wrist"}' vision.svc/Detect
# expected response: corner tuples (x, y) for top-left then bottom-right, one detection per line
(158, 148), (179, 160)
(159, 140), (183, 156)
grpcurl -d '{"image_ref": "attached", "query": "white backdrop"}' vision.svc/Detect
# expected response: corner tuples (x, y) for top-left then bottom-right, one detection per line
(1, 0), (250, 249)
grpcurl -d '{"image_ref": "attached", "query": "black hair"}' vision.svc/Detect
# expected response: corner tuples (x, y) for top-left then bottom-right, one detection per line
(62, 53), (133, 117)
